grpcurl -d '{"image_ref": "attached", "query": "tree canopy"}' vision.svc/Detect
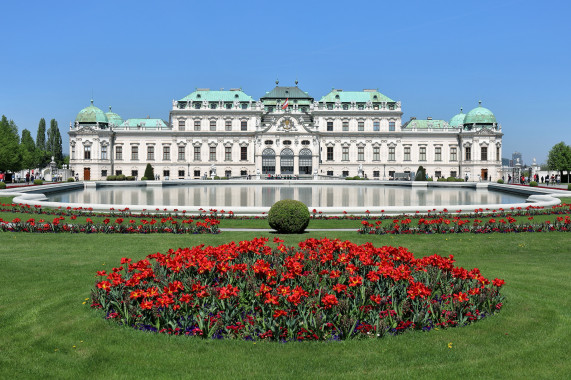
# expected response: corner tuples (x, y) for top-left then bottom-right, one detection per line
(46, 119), (63, 164)
(0, 115), (23, 172)
(547, 142), (571, 181)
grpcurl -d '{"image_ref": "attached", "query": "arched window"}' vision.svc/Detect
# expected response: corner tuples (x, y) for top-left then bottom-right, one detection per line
(280, 148), (294, 174)
(262, 148), (275, 174)
(299, 148), (312, 175)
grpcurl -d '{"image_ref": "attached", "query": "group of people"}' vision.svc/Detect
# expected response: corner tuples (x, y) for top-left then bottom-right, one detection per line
(506, 173), (562, 186)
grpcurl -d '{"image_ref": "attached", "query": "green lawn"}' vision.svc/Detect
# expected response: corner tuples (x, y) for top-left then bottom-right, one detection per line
(1, 231), (570, 379)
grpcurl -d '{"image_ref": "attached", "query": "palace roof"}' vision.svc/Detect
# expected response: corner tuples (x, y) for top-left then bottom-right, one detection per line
(319, 90), (394, 103)
(179, 89), (254, 102)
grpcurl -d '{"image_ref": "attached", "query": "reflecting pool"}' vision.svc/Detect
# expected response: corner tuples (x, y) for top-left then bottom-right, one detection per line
(46, 184), (528, 208)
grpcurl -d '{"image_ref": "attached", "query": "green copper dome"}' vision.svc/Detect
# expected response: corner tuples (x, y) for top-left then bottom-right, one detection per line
(105, 106), (123, 126)
(464, 101), (496, 125)
(75, 100), (109, 124)
(449, 108), (466, 127)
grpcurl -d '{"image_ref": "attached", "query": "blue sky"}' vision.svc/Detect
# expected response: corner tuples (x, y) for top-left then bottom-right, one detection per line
(1, 0), (569, 164)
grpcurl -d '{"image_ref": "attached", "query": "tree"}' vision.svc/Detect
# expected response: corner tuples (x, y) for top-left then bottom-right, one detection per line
(144, 163), (154, 180)
(547, 142), (571, 183)
(0, 115), (23, 172)
(46, 119), (63, 164)
(20, 129), (37, 170)
(36, 118), (46, 151)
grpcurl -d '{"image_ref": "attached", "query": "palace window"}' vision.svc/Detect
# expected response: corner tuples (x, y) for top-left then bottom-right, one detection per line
(451, 170), (457, 178)
(342, 121), (349, 131)
(358, 147), (364, 161)
(342, 104), (348, 110)
(389, 147), (395, 161)
(210, 120), (216, 131)
(210, 103), (217, 109)
(225, 146), (232, 161)
(209, 146), (216, 161)
(115, 170), (122, 176)
(327, 170), (333, 176)
(178, 170), (185, 178)
(84, 146), (91, 160)
(465, 147), (471, 161)
(194, 102), (201, 109)
(435, 147), (442, 161)
(342, 147), (349, 161)
(327, 104), (333, 110)
(404, 146), (411, 161)
(496, 146), (500, 162)
(373, 147), (380, 161)
(194, 146), (201, 161)
(194, 120), (201, 131)
(101, 145), (107, 160)
(147, 146), (154, 160)
(101, 169), (107, 177)
(342, 170), (349, 177)
(131, 146), (138, 160)
(358, 121), (364, 131)
(373, 121), (380, 131)
(163, 146), (170, 160)
(131, 170), (138, 177)
(178, 146), (185, 161)
(265, 140), (273, 145)
(283, 140), (291, 145)
(225, 120), (232, 131)
(327, 147), (334, 161)
(419, 147), (426, 161)
(241, 103), (247, 110)
(163, 170), (170, 178)
(373, 171), (380, 178)
(241, 120), (247, 131)
(481, 146), (488, 161)
(194, 170), (201, 177)
(327, 121), (333, 131)
(240, 146), (248, 160)
(225, 103), (232, 109)
(450, 147), (457, 161)
(389, 121), (395, 131)
(301, 140), (310, 145)
(435, 171), (442, 178)
(358, 104), (364, 110)
(115, 146), (122, 160)
(178, 120), (185, 130)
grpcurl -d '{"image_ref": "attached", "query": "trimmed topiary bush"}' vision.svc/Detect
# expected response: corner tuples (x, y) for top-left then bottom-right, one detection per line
(116, 174), (126, 181)
(530, 181), (538, 187)
(67, 177), (75, 182)
(268, 199), (310, 234)
(33, 179), (43, 185)
(415, 166), (426, 181)
(144, 164), (154, 180)
(497, 179), (504, 184)
(106, 175), (116, 181)
(0, 182), (6, 189)
(568, 184), (571, 191)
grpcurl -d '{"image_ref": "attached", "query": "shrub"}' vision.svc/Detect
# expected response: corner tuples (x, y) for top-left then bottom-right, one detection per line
(0, 182), (6, 189)
(268, 199), (310, 234)
(415, 166), (426, 181)
(568, 184), (571, 191)
(426, 177), (433, 182)
(497, 179), (504, 184)
(106, 175), (116, 181)
(116, 174), (126, 181)
(33, 179), (43, 185)
(127, 176), (136, 181)
(67, 177), (75, 182)
(214, 176), (221, 180)
(144, 164), (154, 180)
(530, 181), (538, 187)
(141, 177), (148, 181)
(437, 177), (446, 182)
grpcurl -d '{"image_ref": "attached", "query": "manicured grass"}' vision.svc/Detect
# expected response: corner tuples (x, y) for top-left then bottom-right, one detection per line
(1, 231), (570, 379)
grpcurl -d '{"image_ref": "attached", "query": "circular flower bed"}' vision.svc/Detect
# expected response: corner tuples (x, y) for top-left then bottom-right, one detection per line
(90, 237), (505, 341)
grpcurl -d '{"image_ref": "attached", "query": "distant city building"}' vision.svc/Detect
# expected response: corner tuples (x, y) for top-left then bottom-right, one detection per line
(69, 83), (504, 182)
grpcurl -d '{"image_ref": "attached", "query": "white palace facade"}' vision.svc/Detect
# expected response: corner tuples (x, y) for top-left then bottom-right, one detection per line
(69, 82), (503, 181)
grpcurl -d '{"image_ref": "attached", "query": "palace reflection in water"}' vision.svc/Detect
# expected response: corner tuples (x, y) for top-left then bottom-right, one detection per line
(48, 185), (527, 208)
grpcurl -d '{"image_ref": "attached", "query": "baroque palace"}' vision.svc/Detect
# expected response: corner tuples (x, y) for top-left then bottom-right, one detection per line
(69, 81), (503, 181)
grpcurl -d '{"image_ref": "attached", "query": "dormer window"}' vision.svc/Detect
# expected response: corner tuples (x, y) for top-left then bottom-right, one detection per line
(197, 94), (201, 98)
(335, 94), (340, 99)
(283, 140), (292, 145)
(373, 95), (378, 100)
(234, 94), (239, 98)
